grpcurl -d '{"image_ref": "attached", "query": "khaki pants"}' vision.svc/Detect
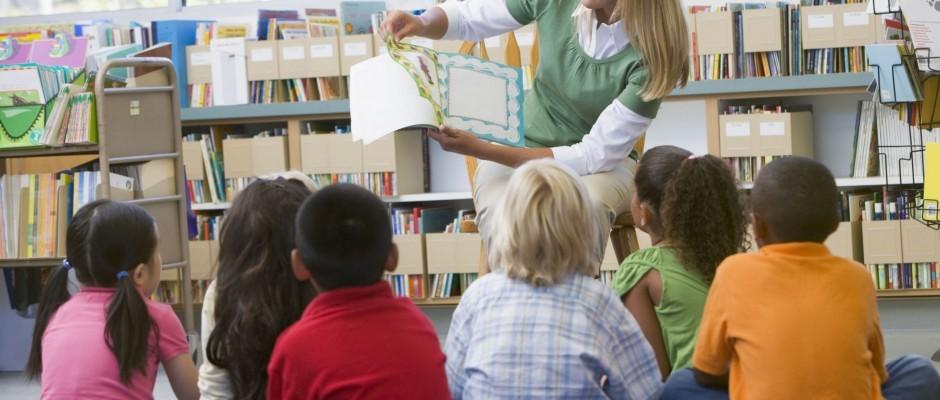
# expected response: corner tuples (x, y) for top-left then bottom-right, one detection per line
(472, 159), (637, 266)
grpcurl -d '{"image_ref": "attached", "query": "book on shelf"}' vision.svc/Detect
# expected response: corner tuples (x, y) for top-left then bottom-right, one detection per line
(350, 38), (526, 147)
(868, 263), (940, 290)
(152, 19), (212, 107)
(897, 0), (940, 71)
(851, 100), (940, 179)
(0, 63), (87, 150)
(339, 1), (386, 35)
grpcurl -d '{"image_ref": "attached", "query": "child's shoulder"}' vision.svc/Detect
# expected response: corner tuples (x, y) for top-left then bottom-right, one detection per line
(145, 299), (183, 325)
(622, 246), (679, 268)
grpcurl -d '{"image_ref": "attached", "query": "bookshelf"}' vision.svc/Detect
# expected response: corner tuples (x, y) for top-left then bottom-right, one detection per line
(0, 59), (195, 332)
(672, 72), (874, 99)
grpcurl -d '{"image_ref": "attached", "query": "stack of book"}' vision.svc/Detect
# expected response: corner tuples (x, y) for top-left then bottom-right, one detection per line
(726, 155), (782, 183)
(194, 215), (222, 241)
(0, 63), (92, 150)
(851, 100), (940, 178)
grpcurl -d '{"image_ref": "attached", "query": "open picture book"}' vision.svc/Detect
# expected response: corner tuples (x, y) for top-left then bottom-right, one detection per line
(350, 38), (525, 147)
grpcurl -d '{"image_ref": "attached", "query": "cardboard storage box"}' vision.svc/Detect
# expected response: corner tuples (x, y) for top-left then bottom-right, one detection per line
(426, 233), (482, 274)
(719, 111), (814, 158)
(186, 45), (212, 84)
(825, 221), (863, 262)
(862, 220), (903, 264)
(340, 34), (374, 76)
(245, 41), (280, 81)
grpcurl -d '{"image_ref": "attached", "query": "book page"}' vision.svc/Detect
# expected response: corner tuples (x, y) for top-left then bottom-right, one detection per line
(350, 52), (439, 144)
(438, 53), (525, 147)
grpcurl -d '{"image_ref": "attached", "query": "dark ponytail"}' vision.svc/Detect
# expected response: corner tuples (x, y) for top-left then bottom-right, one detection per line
(25, 199), (110, 380)
(86, 202), (159, 383)
(660, 153), (749, 282)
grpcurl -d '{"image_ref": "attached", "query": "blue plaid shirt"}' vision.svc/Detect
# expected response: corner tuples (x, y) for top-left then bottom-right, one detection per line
(444, 272), (662, 399)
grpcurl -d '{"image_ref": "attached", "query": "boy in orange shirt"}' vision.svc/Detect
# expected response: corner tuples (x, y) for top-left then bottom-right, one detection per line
(661, 157), (940, 399)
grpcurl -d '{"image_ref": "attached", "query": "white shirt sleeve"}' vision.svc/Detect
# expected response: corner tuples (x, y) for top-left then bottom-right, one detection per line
(435, 0), (523, 42)
(197, 281), (233, 399)
(551, 100), (652, 176)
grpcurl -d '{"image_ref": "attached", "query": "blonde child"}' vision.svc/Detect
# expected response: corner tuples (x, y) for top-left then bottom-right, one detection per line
(444, 159), (661, 398)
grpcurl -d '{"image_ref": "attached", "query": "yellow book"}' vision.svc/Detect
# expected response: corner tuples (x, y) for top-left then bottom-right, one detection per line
(925, 143), (940, 221)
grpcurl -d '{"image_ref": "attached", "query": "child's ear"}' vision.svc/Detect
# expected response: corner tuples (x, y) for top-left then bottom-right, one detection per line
(131, 263), (147, 286)
(751, 213), (767, 248)
(639, 203), (655, 228)
(384, 242), (399, 273)
(291, 249), (312, 282)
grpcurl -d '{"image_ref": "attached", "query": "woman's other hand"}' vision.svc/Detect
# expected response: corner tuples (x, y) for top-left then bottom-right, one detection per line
(430, 126), (487, 157)
(382, 11), (426, 41)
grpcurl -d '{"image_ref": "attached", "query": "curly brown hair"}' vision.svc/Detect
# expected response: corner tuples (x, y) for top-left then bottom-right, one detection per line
(636, 146), (749, 283)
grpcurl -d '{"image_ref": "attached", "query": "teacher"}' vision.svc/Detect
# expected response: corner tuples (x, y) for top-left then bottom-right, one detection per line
(384, 0), (689, 252)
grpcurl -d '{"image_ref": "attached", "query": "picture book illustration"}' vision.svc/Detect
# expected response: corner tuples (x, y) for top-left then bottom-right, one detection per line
(350, 37), (525, 147)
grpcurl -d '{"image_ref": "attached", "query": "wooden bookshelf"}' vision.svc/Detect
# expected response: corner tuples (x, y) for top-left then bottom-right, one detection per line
(413, 297), (462, 307)
(0, 145), (100, 159)
(669, 72), (873, 99)
(740, 176), (926, 190)
(0, 257), (65, 269)
(181, 100), (350, 123)
(877, 289), (940, 298)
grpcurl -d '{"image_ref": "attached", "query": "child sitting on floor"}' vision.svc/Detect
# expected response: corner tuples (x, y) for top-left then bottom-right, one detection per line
(267, 183), (449, 400)
(444, 159), (662, 399)
(662, 156), (940, 400)
(613, 146), (748, 378)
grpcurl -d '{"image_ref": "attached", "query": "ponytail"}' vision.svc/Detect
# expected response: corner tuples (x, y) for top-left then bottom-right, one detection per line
(106, 272), (155, 383)
(24, 262), (71, 380)
(661, 155), (749, 282)
(86, 202), (159, 383)
(25, 199), (110, 380)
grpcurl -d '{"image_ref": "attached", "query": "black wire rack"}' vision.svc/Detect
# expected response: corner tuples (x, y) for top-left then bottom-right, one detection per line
(868, 45), (940, 229)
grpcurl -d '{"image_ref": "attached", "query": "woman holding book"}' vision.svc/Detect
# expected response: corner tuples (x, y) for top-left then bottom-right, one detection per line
(384, 0), (689, 252)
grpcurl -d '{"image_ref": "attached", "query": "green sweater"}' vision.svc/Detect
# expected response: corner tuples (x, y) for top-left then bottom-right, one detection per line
(506, 0), (661, 148)
(612, 246), (709, 371)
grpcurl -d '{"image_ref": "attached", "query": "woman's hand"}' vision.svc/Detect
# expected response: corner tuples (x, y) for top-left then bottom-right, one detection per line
(382, 11), (427, 41)
(429, 126), (487, 157)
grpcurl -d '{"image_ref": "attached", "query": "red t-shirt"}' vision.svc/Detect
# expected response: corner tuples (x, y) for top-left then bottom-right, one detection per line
(267, 281), (450, 400)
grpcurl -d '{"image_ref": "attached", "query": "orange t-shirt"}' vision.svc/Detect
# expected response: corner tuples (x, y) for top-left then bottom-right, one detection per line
(693, 242), (888, 400)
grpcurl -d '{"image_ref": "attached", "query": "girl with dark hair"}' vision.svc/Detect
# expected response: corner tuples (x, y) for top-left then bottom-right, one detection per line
(29, 200), (198, 399)
(612, 145), (749, 379)
(199, 177), (316, 400)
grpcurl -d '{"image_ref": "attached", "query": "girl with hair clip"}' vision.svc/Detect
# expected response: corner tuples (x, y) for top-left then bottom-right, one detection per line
(384, 0), (689, 254)
(199, 177), (316, 400)
(612, 145), (749, 379)
(28, 200), (198, 400)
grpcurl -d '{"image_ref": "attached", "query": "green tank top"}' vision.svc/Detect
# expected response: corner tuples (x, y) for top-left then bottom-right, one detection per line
(505, 0), (662, 148)
(612, 246), (709, 371)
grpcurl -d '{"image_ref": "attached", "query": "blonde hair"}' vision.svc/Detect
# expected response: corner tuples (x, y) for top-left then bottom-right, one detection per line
(262, 170), (318, 192)
(617, 0), (689, 101)
(488, 159), (600, 286)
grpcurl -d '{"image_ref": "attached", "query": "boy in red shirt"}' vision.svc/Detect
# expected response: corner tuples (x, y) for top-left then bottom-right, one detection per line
(267, 184), (450, 400)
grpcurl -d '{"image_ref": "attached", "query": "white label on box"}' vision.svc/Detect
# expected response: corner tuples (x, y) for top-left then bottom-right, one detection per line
(344, 42), (367, 57)
(250, 48), (274, 62)
(282, 46), (305, 61)
(725, 122), (751, 137)
(410, 38), (433, 48)
(843, 12), (869, 27)
(516, 32), (535, 46)
(191, 52), (212, 66)
(310, 44), (334, 58)
(759, 121), (786, 136)
(484, 36), (501, 48)
(808, 14), (834, 29)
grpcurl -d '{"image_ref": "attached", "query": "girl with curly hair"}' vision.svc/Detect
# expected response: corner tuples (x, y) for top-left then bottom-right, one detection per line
(612, 145), (748, 379)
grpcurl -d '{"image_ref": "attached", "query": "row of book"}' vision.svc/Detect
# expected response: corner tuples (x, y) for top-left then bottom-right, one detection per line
(429, 273), (478, 299)
(868, 263), (940, 290)
(688, 0), (875, 81)
(194, 215), (222, 241)
(392, 207), (468, 236)
(386, 274), (426, 298)
(153, 279), (210, 306)
(0, 171), (130, 259)
(852, 100), (940, 178)
(725, 156), (782, 183)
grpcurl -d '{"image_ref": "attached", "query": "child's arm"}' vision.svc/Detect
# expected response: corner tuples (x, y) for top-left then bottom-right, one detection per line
(164, 354), (199, 400)
(690, 267), (733, 389)
(622, 270), (671, 380)
(693, 368), (729, 389)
